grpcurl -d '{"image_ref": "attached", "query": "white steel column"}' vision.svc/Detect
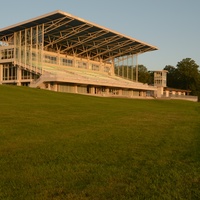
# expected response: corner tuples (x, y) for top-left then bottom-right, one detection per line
(0, 64), (3, 84)
(111, 58), (115, 75)
(14, 32), (16, 63)
(122, 56), (124, 78)
(136, 54), (138, 82)
(17, 67), (21, 86)
(131, 55), (134, 81)
(117, 57), (119, 76)
(19, 31), (22, 64)
(40, 24), (44, 73)
(24, 29), (27, 66)
(30, 27), (33, 69)
(126, 55), (128, 79)
(36, 25), (38, 70)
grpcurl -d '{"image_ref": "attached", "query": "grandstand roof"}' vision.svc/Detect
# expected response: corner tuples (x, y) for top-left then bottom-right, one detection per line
(0, 10), (158, 61)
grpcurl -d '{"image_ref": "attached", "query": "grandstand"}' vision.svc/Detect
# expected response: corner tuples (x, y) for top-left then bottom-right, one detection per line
(0, 10), (158, 98)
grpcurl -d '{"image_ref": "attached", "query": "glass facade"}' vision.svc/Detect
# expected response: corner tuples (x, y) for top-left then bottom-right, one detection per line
(61, 58), (73, 67)
(14, 24), (44, 72)
(154, 71), (167, 87)
(2, 64), (17, 81)
(114, 54), (138, 82)
(0, 17), (152, 98)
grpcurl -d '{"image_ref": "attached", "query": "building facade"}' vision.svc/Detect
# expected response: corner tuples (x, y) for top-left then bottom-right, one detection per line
(153, 70), (198, 101)
(0, 10), (160, 98)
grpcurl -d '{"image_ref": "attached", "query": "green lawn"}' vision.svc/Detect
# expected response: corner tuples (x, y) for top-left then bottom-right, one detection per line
(0, 85), (200, 200)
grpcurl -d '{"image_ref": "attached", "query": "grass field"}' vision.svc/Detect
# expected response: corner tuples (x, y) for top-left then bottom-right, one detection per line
(0, 85), (200, 200)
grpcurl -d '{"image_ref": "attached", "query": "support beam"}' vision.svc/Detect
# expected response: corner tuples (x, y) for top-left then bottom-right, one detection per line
(77, 35), (121, 56)
(90, 40), (133, 60)
(17, 67), (21, 86)
(44, 17), (74, 34)
(60, 30), (109, 53)
(104, 44), (144, 62)
(44, 24), (92, 48)
(136, 54), (138, 82)
(0, 64), (3, 84)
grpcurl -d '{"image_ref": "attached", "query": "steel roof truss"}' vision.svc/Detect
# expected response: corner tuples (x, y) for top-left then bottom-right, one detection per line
(77, 35), (122, 56)
(44, 24), (93, 48)
(60, 30), (108, 53)
(90, 40), (134, 59)
(113, 43), (144, 55)
(44, 17), (74, 34)
(0, 35), (14, 44)
(104, 44), (146, 61)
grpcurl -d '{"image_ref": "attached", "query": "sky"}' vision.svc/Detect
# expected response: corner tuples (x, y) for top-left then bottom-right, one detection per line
(0, 0), (199, 71)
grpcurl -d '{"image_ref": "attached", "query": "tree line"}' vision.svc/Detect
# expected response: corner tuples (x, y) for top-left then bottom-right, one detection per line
(115, 58), (200, 100)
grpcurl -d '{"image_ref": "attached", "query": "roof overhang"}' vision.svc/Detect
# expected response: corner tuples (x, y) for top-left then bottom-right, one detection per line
(0, 10), (158, 61)
(165, 87), (191, 93)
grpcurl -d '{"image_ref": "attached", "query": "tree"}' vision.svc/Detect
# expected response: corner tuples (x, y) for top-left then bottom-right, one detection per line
(163, 58), (200, 100)
(163, 65), (177, 88)
(176, 58), (200, 94)
(114, 64), (151, 83)
(138, 65), (151, 83)
(147, 71), (154, 85)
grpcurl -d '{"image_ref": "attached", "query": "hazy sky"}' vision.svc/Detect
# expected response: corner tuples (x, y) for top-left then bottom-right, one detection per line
(0, 0), (199, 70)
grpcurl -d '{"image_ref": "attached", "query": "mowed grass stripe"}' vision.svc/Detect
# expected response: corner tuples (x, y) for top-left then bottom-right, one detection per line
(0, 85), (200, 200)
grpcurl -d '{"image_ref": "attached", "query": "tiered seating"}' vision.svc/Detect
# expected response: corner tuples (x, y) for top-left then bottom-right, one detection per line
(31, 64), (155, 90)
